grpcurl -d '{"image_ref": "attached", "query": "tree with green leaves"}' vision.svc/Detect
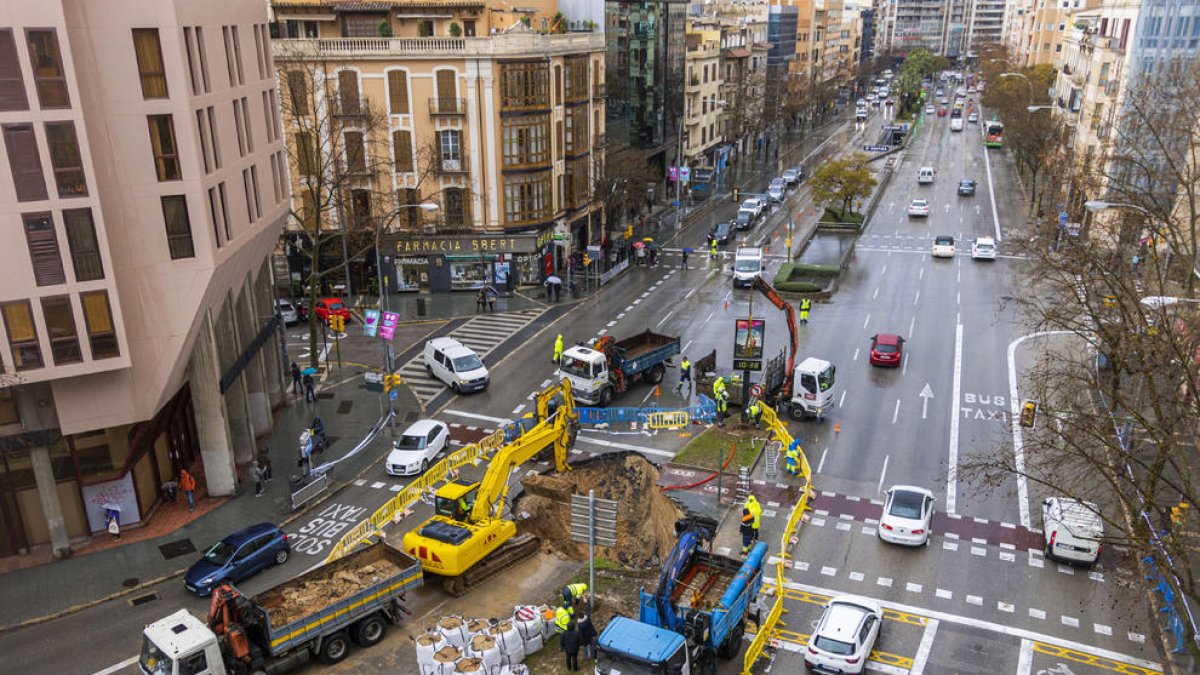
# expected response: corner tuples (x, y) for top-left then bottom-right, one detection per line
(808, 153), (878, 220)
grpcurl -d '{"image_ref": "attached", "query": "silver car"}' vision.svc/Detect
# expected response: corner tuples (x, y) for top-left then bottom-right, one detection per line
(275, 299), (299, 325)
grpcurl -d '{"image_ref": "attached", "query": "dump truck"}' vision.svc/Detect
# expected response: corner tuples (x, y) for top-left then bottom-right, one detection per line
(138, 541), (421, 674)
(557, 329), (681, 406)
(595, 517), (767, 674)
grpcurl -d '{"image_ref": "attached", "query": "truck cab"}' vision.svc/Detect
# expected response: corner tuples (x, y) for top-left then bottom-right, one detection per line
(140, 610), (227, 675)
(596, 615), (692, 675)
(732, 247), (764, 287)
(556, 347), (609, 405)
(789, 357), (836, 419)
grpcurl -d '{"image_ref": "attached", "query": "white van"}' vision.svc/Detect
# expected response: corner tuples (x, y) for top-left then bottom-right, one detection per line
(1042, 497), (1103, 565)
(423, 337), (490, 394)
(950, 117), (964, 131)
(732, 247), (764, 287)
(918, 166), (936, 184)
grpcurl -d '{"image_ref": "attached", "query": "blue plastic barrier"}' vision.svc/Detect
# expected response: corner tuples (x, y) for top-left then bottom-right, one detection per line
(577, 394), (717, 427)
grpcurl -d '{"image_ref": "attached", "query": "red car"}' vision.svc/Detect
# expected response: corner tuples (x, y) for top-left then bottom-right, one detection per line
(869, 333), (904, 367)
(313, 297), (351, 322)
(937, 107), (948, 117)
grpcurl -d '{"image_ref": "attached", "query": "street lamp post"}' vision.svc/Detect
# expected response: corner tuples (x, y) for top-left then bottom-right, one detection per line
(376, 202), (440, 436)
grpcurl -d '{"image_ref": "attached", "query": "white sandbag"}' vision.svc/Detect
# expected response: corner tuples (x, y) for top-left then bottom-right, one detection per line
(497, 666), (531, 675)
(414, 632), (446, 671)
(453, 657), (485, 673)
(468, 634), (502, 672)
(466, 618), (491, 636)
(512, 605), (544, 653)
(537, 605), (556, 642)
(437, 615), (470, 649)
(424, 645), (462, 675)
(489, 619), (526, 664)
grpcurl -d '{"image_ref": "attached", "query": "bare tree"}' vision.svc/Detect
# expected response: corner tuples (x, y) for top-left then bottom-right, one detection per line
(593, 148), (658, 233)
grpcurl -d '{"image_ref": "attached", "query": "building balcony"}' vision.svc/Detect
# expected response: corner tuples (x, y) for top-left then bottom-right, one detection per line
(687, 77), (701, 93)
(334, 98), (370, 117)
(429, 98), (466, 115)
(272, 32), (606, 61)
(436, 156), (469, 174)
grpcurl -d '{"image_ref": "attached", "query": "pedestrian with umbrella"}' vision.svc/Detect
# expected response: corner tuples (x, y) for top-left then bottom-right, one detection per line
(546, 275), (563, 302)
(484, 284), (498, 312)
(301, 367), (318, 402)
(681, 246), (692, 268)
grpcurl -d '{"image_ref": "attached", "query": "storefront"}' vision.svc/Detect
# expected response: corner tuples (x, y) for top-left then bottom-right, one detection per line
(384, 232), (551, 293)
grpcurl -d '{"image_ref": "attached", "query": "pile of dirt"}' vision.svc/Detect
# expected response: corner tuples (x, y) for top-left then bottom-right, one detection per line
(261, 560), (404, 628)
(515, 453), (683, 569)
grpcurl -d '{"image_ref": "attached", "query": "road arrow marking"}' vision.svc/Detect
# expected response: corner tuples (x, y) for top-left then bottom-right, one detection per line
(920, 383), (933, 419)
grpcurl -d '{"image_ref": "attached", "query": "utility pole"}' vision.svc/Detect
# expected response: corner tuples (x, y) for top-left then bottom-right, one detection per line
(674, 119), (684, 231)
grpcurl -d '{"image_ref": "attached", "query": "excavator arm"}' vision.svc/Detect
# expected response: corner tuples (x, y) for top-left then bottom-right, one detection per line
(751, 276), (799, 396)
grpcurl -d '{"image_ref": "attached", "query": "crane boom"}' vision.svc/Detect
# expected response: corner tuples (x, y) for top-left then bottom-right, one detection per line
(751, 276), (799, 397)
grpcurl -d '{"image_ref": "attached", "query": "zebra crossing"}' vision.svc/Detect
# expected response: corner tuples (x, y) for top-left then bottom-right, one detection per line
(398, 308), (545, 404)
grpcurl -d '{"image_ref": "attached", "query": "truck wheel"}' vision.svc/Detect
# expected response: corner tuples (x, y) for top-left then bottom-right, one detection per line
(599, 388), (613, 408)
(789, 405), (807, 421)
(717, 621), (745, 659)
(318, 632), (352, 664)
(648, 364), (665, 384)
(352, 615), (388, 647)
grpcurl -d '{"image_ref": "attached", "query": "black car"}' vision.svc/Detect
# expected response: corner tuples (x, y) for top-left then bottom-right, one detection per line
(710, 221), (733, 245)
(958, 179), (977, 196)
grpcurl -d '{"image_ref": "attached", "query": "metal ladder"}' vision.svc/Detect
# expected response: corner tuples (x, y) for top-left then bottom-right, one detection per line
(763, 440), (780, 480)
(735, 466), (752, 505)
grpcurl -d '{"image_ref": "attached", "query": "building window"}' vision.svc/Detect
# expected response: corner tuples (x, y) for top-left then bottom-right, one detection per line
(206, 106), (222, 168)
(396, 188), (420, 228)
(41, 296), (81, 365)
(503, 171), (550, 226)
(231, 26), (244, 86)
(342, 14), (385, 37)
(565, 106), (588, 155)
(233, 100), (246, 156)
(287, 70), (309, 115)
(502, 115), (550, 166)
(444, 187), (466, 227)
(26, 29), (69, 108)
(3, 124), (48, 202)
(45, 122), (87, 197)
(338, 70), (360, 114)
(81, 291), (119, 359)
(439, 129), (461, 171)
(392, 129), (413, 172)
(344, 131), (366, 173)
(250, 165), (261, 220)
(295, 131), (316, 176)
(147, 115), (181, 181)
(23, 213), (65, 286)
(63, 209), (104, 281)
(565, 56), (589, 100)
(388, 70), (409, 114)
(194, 26), (211, 93)
(132, 29), (169, 99)
(161, 196), (196, 259)
(0, 29), (29, 111)
(2, 301), (42, 370)
(500, 62), (550, 110)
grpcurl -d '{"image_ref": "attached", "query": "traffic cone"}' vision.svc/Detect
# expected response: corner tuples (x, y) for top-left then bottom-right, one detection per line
(834, 421), (842, 433)
(654, 386), (661, 397)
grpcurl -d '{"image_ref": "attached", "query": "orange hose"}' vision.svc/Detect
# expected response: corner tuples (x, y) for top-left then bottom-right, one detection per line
(661, 442), (737, 491)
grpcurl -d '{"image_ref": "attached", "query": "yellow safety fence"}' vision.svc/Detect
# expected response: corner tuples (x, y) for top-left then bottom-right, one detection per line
(742, 402), (815, 675)
(323, 426), (509, 565)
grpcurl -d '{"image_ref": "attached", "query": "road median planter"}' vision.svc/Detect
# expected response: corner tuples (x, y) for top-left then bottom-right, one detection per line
(773, 263), (838, 295)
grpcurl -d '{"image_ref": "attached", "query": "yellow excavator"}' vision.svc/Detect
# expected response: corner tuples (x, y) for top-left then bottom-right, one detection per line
(402, 379), (578, 596)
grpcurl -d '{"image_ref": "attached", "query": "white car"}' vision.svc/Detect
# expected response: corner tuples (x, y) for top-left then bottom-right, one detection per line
(740, 198), (765, 218)
(932, 235), (956, 258)
(386, 419), (449, 476)
(805, 596), (883, 674)
(907, 198), (930, 217)
(767, 179), (786, 202)
(968, 111), (979, 124)
(971, 236), (996, 260)
(781, 168), (801, 185)
(924, 104), (935, 114)
(878, 485), (936, 546)
(275, 299), (299, 325)
(856, 97), (867, 108)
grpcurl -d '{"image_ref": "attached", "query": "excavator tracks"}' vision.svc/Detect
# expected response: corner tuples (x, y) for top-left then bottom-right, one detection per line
(440, 533), (542, 597)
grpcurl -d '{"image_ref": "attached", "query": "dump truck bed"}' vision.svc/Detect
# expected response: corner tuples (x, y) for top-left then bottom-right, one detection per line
(253, 542), (422, 655)
(617, 330), (679, 360)
(669, 551), (740, 612)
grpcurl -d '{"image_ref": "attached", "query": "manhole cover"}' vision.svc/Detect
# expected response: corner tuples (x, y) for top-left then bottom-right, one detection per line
(336, 400), (353, 415)
(128, 592), (158, 607)
(158, 538), (196, 560)
(122, 578), (140, 588)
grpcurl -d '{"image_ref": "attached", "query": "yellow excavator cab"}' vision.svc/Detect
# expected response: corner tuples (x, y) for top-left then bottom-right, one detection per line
(434, 480), (479, 521)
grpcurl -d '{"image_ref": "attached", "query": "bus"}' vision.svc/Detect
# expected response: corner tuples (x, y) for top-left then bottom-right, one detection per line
(984, 120), (1005, 148)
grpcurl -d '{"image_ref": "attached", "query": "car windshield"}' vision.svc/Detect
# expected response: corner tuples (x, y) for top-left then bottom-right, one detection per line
(559, 355), (592, 378)
(596, 652), (658, 675)
(734, 260), (760, 272)
(139, 636), (174, 675)
(203, 538), (238, 565)
(396, 434), (427, 450)
(452, 354), (483, 372)
(328, 302), (344, 310)
(737, 212), (751, 222)
(889, 491), (925, 519)
(814, 635), (856, 655)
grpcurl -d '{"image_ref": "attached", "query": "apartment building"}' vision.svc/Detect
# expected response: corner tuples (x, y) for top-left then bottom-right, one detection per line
(965, 0), (1008, 53)
(684, 17), (725, 166)
(271, 0), (606, 293)
(719, 10), (768, 156)
(0, 0), (288, 558)
(1006, 0), (1102, 67)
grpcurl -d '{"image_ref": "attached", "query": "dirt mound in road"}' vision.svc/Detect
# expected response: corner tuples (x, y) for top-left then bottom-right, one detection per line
(515, 452), (683, 569)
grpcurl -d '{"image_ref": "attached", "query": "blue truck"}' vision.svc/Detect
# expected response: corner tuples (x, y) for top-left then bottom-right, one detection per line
(557, 330), (681, 407)
(595, 517), (768, 674)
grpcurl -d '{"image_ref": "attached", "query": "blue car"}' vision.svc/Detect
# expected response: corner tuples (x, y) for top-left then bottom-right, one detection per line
(184, 522), (290, 597)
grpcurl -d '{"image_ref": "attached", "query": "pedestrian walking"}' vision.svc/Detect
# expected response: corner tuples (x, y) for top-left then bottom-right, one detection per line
(786, 438), (801, 476)
(681, 247), (689, 268)
(290, 362), (302, 395)
(676, 354), (692, 397)
(561, 621), (581, 672)
(745, 494), (762, 541)
(553, 334), (564, 365)
(715, 391), (728, 427)
(799, 297), (812, 324)
(648, 247), (658, 267)
(486, 288), (497, 312)
(476, 288), (487, 313)
(740, 507), (755, 554)
(250, 460), (265, 497)
(303, 373), (316, 402)
(161, 478), (178, 503)
(578, 614), (597, 662)
(257, 447), (273, 482)
(179, 469), (197, 512)
(554, 282), (562, 302)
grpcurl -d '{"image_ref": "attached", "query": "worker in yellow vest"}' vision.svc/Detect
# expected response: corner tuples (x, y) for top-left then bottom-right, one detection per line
(554, 605), (572, 633)
(562, 582), (588, 609)
(553, 334), (564, 365)
(744, 494), (762, 541)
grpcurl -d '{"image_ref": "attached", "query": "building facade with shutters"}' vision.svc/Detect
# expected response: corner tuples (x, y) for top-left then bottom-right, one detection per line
(0, 0), (289, 560)
(270, 0), (606, 294)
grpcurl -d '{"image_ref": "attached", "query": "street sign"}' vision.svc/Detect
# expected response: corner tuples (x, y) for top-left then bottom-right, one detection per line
(1059, 211), (1069, 225)
(863, 145), (890, 152)
(379, 311), (399, 340)
(881, 125), (903, 130)
(668, 166), (679, 182)
(389, 389), (397, 400)
(363, 309), (380, 338)
(1066, 222), (1081, 237)
(570, 493), (618, 548)
(680, 166), (691, 183)
(749, 383), (764, 398)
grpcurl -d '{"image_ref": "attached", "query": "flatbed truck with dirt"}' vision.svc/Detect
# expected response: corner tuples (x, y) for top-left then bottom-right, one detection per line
(138, 542), (421, 675)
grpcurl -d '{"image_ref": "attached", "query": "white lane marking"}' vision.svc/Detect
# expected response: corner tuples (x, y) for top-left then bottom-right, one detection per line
(682, 339), (693, 355)
(1016, 639), (1034, 675)
(914, 289), (920, 306)
(444, 409), (511, 425)
(1062, 615), (1080, 628)
(776, 581), (1163, 672)
(878, 455), (890, 493)
(850, 571), (865, 582)
(966, 595), (983, 606)
(839, 390), (847, 407)
(947, 323), (963, 513)
(655, 307), (679, 329)
(862, 312), (871, 329)
(910, 618), (939, 675)
(877, 577), (893, 587)
(881, 265), (888, 275)
(1008, 331), (1072, 528)
(1029, 608), (1046, 620)
(935, 588), (953, 600)
(853, 347), (860, 362)
(873, 287), (880, 299)
(983, 144), (1003, 242)
(892, 399), (900, 424)
(919, 266), (924, 279)
(512, 404), (526, 415)
(821, 566), (837, 576)
(606, 320), (617, 327)
(705, 311), (715, 324)
(908, 316), (916, 339)
(1095, 623), (1113, 636)
(902, 353), (909, 375)
(817, 447), (828, 473)
(574, 434), (674, 458)
(906, 582), (923, 593)
(92, 656), (139, 675)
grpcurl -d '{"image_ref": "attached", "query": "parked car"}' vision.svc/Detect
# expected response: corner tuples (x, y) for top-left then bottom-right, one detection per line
(805, 596), (883, 674)
(423, 337), (490, 394)
(386, 419), (450, 476)
(275, 299), (299, 325)
(710, 221), (734, 245)
(971, 236), (997, 261)
(1043, 497), (1104, 565)
(932, 235), (956, 258)
(740, 198), (765, 218)
(185, 523), (290, 597)
(313, 297), (351, 322)
(907, 198), (930, 217)
(869, 333), (904, 367)
(878, 486), (936, 546)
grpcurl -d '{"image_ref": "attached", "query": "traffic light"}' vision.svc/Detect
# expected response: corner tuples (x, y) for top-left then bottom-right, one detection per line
(383, 373), (402, 393)
(1019, 400), (1038, 429)
(328, 315), (345, 332)
(582, 253), (591, 267)
(1171, 502), (1190, 528)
